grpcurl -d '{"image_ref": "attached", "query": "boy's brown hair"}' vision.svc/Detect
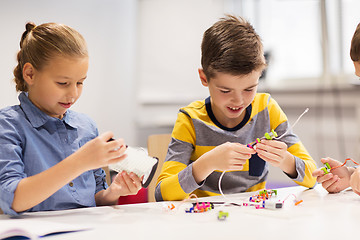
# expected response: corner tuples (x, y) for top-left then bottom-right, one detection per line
(13, 22), (88, 92)
(201, 15), (266, 80)
(350, 23), (360, 62)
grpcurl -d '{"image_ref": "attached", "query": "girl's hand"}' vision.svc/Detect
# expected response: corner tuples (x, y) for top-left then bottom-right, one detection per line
(75, 131), (127, 171)
(109, 171), (143, 197)
(312, 157), (351, 193)
(255, 140), (296, 176)
(95, 171), (143, 205)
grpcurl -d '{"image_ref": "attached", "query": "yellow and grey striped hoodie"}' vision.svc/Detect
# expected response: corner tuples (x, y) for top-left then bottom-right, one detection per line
(155, 93), (317, 201)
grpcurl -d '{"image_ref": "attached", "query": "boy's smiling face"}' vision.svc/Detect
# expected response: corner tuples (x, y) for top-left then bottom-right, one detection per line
(199, 69), (262, 128)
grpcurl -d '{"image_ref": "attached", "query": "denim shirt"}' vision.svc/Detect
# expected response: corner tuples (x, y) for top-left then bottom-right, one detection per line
(0, 92), (108, 215)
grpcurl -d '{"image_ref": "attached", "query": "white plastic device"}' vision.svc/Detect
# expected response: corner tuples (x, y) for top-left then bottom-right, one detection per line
(108, 146), (159, 188)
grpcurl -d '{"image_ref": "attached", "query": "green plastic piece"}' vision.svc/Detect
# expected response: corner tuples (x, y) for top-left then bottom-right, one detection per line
(321, 167), (329, 174)
(264, 132), (271, 140)
(324, 162), (331, 170)
(218, 210), (229, 220)
(264, 130), (278, 140)
(271, 129), (278, 138)
(321, 162), (331, 174)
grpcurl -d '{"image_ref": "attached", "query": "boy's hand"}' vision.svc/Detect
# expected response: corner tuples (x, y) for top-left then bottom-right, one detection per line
(350, 168), (360, 195)
(75, 131), (127, 171)
(192, 142), (256, 183)
(109, 171), (143, 197)
(312, 157), (351, 193)
(209, 142), (256, 171)
(255, 139), (296, 176)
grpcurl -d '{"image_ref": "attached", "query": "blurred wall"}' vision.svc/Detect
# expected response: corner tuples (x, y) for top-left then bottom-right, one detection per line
(0, 0), (138, 145)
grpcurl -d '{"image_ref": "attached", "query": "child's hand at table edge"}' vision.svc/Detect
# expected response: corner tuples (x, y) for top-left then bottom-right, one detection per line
(109, 171), (143, 197)
(350, 167), (360, 195)
(312, 157), (352, 193)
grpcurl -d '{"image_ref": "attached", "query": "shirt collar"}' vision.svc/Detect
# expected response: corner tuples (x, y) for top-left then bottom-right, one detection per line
(205, 96), (252, 131)
(19, 92), (76, 129)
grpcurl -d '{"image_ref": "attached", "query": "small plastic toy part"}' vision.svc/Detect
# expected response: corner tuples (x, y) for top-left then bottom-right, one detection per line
(251, 189), (277, 202)
(258, 189), (277, 198)
(185, 202), (214, 213)
(253, 200), (283, 209)
(168, 203), (175, 210)
(320, 162), (331, 174)
(217, 210), (229, 220)
(264, 201), (283, 209)
(247, 130), (278, 149)
(185, 207), (194, 213)
(247, 189), (280, 209)
(264, 129), (278, 140)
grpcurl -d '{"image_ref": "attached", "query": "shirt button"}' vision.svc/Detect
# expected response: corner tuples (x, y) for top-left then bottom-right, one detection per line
(69, 182), (74, 187)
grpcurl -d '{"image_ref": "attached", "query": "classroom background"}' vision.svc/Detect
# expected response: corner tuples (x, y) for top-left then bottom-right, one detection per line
(1, 0), (360, 188)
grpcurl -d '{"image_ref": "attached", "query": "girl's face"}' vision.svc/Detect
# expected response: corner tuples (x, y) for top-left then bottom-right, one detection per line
(199, 69), (261, 128)
(24, 56), (89, 119)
